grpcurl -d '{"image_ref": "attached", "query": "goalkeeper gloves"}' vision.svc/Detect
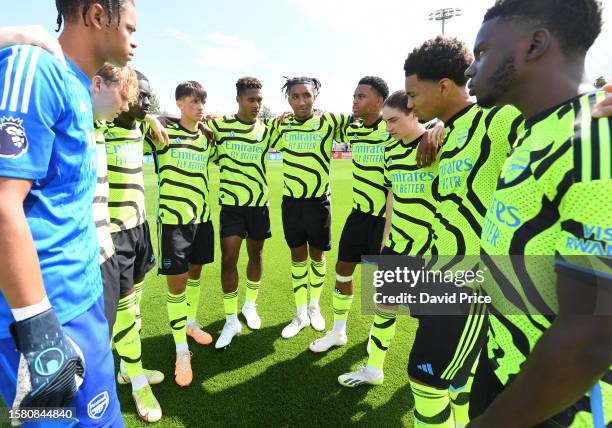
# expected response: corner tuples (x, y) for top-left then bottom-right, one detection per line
(9, 308), (85, 411)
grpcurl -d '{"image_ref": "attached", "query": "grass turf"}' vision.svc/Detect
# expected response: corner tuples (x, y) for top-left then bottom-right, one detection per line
(120, 160), (419, 426)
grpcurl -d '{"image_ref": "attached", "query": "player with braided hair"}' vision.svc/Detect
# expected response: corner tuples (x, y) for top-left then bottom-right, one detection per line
(271, 76), (349, 339)
(55, 0), (128, 31)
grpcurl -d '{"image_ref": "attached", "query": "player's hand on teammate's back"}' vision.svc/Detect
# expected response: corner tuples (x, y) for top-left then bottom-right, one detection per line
(429, 121), (446, 146)
(592, 82), (612, 118)
(155, 115), (171, 129)
(202, 112), (220, 121)
(277, 111), (293, 124)
(198, 121), (216, 145)
(9, 308), (85, 412)
(0, 26), (66, 69)
(416, 122), (445, 167)
(145, 114), (170, 147)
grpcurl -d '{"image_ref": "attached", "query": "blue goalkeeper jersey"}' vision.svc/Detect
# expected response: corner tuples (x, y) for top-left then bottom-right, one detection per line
(0, 46), (102, 339)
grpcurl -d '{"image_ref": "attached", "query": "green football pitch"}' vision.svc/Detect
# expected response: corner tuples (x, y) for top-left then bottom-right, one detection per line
(120, 159), (418, 427)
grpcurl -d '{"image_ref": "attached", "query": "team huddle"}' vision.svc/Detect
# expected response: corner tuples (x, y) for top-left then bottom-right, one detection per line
(0, 0), (611, 427)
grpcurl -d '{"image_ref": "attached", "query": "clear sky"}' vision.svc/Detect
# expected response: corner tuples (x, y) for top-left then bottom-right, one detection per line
(2, 0), (611, 115)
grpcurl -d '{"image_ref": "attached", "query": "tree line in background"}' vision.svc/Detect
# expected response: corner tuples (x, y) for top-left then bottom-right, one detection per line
(595, 75), (608, 88)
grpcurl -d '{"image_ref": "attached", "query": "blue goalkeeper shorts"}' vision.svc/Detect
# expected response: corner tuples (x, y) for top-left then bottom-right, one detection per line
(0, 296), (123, 427)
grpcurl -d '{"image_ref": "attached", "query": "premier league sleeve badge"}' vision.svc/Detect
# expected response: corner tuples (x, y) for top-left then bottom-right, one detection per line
(0, 117), (28, 159)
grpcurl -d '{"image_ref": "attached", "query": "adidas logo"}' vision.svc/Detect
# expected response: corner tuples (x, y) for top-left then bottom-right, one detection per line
(417, 363), (434, 375)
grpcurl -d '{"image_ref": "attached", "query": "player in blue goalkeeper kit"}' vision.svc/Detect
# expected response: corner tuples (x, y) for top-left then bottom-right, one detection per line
(0, 1), (138, 426)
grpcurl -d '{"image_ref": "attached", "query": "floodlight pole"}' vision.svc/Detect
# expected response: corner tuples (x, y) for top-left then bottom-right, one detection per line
(429, 7), (462, 36)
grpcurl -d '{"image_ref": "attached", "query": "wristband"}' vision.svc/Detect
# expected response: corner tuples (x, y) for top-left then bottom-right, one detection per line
(11, 296), (51, 322)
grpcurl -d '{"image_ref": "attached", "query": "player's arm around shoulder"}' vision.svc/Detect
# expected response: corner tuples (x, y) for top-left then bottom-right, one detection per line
(204, 118), (222, 163)
(592, 82), (612, 118)
(193, 116), (215, 146)
(0, 26), (65, 68)
(268, 116), (284, 150)
(143, 114), (169, 147)
(327, 111), (350, 142)
(416, 120), (445, 167)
